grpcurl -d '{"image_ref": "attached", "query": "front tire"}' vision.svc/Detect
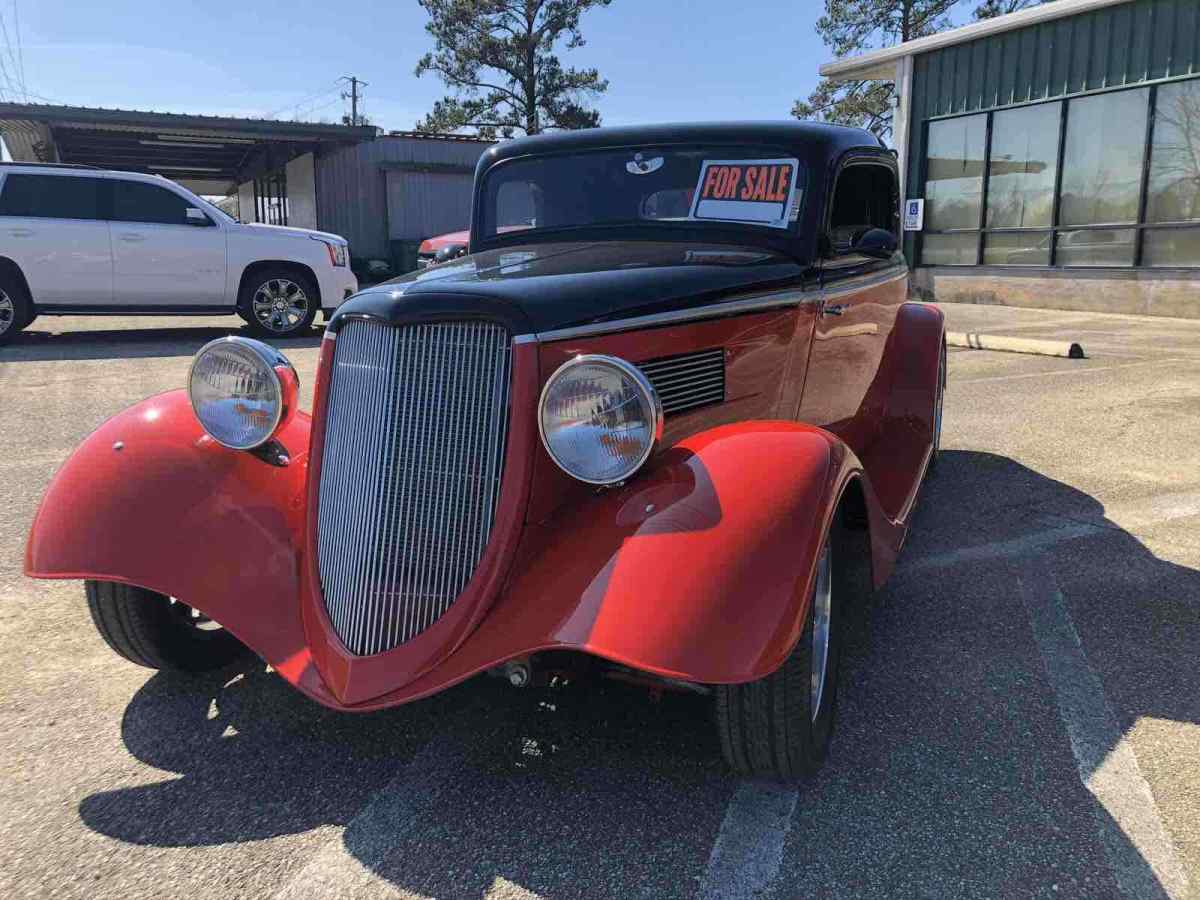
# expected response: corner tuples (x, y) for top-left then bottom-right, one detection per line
(240, 269), (319, 339)
(85, 581), (250, 672)
(715, 515), (860, 779)
(0, 273), (32, 345)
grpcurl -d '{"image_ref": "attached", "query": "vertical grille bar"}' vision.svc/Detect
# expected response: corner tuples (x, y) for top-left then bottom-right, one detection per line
(317, 319), (512, 655)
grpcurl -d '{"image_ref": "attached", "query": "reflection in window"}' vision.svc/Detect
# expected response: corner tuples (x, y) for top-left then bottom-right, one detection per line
(1055, 229), (1136, 266)
(987, 103), (1060, 228)
(925, 114), (987, 230)
(984, 231), (1051, 265)
(1060, 89), (1148, 225)
(922, 233), (978, 265)
(1143, 228), (1200, 266)
(1147, 80), (1200, 224)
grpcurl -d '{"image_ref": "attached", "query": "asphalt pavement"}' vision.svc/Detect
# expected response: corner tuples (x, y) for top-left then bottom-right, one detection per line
(0, 303), (1197, 899)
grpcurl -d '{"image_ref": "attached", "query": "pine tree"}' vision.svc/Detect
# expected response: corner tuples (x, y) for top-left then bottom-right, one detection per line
(414, 0), (612, 138)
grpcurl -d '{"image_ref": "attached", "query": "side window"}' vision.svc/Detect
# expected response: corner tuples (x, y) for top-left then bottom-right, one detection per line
(111, 181), (197, 226)
(0, 173), (104, 220)
(828, 163), (898, 253)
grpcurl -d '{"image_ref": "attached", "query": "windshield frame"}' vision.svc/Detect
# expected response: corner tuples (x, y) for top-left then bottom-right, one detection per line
(472, 142), (815, 261)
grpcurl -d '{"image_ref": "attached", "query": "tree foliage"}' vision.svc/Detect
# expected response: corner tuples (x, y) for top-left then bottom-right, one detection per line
(414, 0), (612, 139)
(974, 0), (1053, 19)
(794, 0), (959, 141)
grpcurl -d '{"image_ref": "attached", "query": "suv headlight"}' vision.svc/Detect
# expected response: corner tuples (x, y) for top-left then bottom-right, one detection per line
(188, 337), (298, 449)
(313, 236), (348, 267)
(538, 354), (663, 485)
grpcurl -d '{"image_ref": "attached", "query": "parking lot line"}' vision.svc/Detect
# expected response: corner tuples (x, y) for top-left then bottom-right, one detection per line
(696, 779), (799, 900)
(273, 737), (462, 900)
(955, 358), (1185, 385)
(1018, 554), (1189, 900)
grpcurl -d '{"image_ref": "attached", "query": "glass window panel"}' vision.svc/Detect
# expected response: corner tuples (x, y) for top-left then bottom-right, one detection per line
(1142, 227), (1200, 266)
(111, 181), (194, 225)
(1146, 80), (1200, 223)
(925, 114), (987, 230)
(1055, 228), (1136, 266)
(1060, 89), (1148, 225)
(983, 231), (1052, 265)
(921, 232), (979, 265)
(987, 103), (1060, 228)
(0, 174), (103, 220)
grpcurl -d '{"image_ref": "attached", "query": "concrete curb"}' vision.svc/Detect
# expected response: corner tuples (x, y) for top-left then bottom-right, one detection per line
(947, 331), (1086, 359)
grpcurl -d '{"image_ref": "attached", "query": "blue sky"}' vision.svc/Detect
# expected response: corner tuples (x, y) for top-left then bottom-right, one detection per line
(4, 0), (839, 133)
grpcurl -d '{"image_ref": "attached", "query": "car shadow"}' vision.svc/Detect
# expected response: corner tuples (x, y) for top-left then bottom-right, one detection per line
(77, 450), (1198, 898)
(0, 321), (323, 362)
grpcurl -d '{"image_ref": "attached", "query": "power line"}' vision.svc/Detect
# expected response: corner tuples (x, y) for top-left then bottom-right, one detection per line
(263, 81), (343, 120)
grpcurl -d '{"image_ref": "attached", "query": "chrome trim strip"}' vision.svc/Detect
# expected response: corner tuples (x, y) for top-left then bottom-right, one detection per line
(534, 267), (905, 343)
(512, 333), (537, 344)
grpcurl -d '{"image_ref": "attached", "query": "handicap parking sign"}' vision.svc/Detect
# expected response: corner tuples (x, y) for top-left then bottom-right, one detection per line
(903, 199), (924, 231)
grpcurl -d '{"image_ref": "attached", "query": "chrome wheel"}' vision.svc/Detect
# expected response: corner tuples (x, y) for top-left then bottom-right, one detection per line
(810, 540), (833, 720)
(0, 289), (13, 335)
(251, 278), (309, 333)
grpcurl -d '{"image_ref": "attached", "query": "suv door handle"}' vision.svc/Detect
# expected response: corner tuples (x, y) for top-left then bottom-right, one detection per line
(118, 233), (146, 243)
(8, 228), (33, 237)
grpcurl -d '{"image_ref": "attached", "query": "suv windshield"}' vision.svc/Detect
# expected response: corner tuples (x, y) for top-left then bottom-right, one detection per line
(480, 146), (806, 239)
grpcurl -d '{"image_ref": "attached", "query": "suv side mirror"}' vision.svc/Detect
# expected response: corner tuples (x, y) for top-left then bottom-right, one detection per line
(850, 228), (897, 259)
(185, 207), (213, 226)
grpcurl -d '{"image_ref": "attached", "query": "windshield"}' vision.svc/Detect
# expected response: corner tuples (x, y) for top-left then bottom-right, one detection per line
(480, 146), (806, 239)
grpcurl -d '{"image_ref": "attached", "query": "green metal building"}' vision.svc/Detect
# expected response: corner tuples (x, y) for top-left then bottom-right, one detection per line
(821, 0), (1200, 318)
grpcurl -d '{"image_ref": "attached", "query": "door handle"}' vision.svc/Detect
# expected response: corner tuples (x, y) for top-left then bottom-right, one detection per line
(8, 228), (33, 237)
(118, 233), (146, 243)
(821, 303), (847, 317)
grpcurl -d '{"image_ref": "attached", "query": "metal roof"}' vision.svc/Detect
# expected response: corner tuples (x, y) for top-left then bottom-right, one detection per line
(819, 0), (1134, 81)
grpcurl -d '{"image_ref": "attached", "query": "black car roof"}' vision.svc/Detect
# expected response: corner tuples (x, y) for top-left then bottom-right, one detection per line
(480, 120), (884, 168)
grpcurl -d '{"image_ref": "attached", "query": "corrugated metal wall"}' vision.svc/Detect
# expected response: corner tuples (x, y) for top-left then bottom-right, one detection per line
(384, 170), (476, 243)
(314, 136), (491, 259)
(905, 0), (1200, 258)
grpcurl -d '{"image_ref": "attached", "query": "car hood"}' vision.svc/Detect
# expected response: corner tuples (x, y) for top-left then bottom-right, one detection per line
(343, 240), (809, 334)
(240, 222), (348, 244)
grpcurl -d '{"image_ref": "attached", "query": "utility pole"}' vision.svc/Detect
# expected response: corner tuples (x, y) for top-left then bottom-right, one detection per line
(340, 75), (367, 126)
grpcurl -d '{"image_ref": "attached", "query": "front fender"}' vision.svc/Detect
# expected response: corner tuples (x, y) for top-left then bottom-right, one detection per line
(367, 421), (883, 706)
(24, 390), (329, 699)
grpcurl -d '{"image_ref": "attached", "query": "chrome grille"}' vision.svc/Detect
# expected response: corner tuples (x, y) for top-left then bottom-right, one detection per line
(317, 319), (512, 656)
(638, 348), (726, 415)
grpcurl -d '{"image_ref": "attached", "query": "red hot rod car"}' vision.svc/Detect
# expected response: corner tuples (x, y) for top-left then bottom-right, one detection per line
(26, 122), (945, 780)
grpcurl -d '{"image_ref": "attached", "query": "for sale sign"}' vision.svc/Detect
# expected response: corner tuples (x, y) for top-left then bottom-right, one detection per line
(689, 158), (800, 229)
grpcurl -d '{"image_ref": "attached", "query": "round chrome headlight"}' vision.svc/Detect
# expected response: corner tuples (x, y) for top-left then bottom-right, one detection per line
(187, 337), (297, 450)
(538, 354), (663, 485)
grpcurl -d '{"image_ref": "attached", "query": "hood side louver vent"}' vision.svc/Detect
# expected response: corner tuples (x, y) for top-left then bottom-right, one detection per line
(638, 348), (726, 416)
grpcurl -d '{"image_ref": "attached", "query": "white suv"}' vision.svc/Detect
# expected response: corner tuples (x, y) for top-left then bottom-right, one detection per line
(0, 163), (358, 343)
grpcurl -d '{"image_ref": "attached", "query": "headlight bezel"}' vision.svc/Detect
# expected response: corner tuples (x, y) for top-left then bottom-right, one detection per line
(187, 336), (298, 450)
(537, 353), (664, 486)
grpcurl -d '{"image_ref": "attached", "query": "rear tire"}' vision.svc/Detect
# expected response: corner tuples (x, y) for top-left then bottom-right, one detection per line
(0, 272), (32, 345)
(927, 339), (946, 477)
(85, 581), (250, 672)
(240, 268), (319, 339)
(715, 514), (861, 779)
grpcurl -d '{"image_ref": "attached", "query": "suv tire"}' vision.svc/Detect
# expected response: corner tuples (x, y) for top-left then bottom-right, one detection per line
(240, 268), (319, 339)
(0, 271), (32, 345)
(85, 581), (251, 672)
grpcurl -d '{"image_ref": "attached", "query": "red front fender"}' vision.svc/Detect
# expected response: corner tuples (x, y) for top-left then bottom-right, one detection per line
(360, 421), (898, 708)
(24, 390), (334, 702)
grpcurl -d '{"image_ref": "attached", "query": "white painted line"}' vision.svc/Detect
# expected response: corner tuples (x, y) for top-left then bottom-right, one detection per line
(956, 358), (1185, 385)
(902, 489), (1200, 578)
(697, 780), (798, 900)
(273, 738), (461, 900)
(1017, 554), (1189, 900)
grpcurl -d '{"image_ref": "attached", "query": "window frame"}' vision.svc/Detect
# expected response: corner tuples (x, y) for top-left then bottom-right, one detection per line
(0, 172), (107, 222)
(822, 151), (901, 260)
(108, 177), (207, 227)
(917, 76), (1200, 270)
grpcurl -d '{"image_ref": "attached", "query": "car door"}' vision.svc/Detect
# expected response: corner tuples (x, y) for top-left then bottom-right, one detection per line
(0, 172), (112, 307)
(108, 179), (227, 308)
(797, 156), (905, 456)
